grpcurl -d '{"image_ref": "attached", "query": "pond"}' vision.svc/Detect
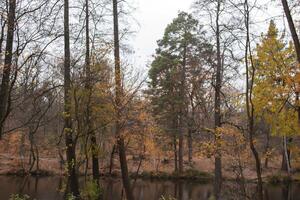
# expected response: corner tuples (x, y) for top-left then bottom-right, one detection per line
(0, 176), (299, 200)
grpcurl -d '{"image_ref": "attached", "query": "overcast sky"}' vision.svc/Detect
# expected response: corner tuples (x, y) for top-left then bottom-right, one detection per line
(129, 0), (287, 76)
(131, 0), (195, 73)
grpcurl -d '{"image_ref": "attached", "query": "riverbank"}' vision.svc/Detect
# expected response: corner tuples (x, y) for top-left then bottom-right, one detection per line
(1, 133), (300, 184)
(2, 164), (300, 185)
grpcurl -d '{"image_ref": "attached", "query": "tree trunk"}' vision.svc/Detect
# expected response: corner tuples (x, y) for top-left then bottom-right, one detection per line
(281, 136), (291, 173)
(112, 0), (134, 199)
(281, 0), (300, 126)
(214, 1), (222, 198)
(249, 129), (263, 200)
(109, 144), (116, 175)
(0, 16), (6, 61)
(173, 135), (178, 173)
(281, 0), (300, 63)
(178, 117), (184, 173)
(64, 0), (79, 197)
(264, 128), (270, 168)
(29, 129), (36, 172)
(85, 0), (99, 181)
(178, 41), (187, 174)
(35, 143), (39, 172)
(172, 117), (178, 173)
(188, 129), (193, 165)
(0, 0), (16, 138)
(244, 0), (263, 199)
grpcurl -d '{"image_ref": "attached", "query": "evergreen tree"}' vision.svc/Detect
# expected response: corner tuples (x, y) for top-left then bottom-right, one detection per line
(149, 12), (214, 173)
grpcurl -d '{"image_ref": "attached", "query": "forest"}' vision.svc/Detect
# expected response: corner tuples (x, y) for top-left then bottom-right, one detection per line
(0, 0), (300, 199)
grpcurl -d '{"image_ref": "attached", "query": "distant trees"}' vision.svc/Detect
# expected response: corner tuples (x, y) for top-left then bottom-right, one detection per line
(0, 0), (300, 199)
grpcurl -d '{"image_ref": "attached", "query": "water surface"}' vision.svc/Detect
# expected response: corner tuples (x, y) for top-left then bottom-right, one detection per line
(0, 176), (299, 200)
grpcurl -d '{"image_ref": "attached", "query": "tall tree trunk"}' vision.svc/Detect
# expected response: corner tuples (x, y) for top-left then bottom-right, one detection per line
(29, 129), (36, 172)
(187, 129), (193, 165)
(214, 1), (222, 198)
(264, 128), (270, 168)
(281, 0), (300, 63)
(281, 136), (291, 173)
(0, 16), (6, 61)
(178, 119), (184, 173)
(173, 134), (178, 172)
(109, 144), (116, 175)
(85, 0), (99, 181)
(178, 43), (187, 174)
(0, 0), (16, 138)
(244, 0), (263, 199)
(64, 0), (79, 197)
(281, 0), (300, 126)
(112, 0), (134, 199)
(172, 117), (178, 172)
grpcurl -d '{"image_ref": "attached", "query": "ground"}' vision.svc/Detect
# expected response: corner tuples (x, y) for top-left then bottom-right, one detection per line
(0, 132), (299, 183)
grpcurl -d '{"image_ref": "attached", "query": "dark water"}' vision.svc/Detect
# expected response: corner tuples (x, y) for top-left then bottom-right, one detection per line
(0, 176), (299, 200)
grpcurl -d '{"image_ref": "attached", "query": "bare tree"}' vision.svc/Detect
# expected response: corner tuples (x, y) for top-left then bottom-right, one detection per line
(112, 0), (134, 199)
(84, 0), (100, 181)
(64, 0), (80, 197)
(214, 1), (223, 197)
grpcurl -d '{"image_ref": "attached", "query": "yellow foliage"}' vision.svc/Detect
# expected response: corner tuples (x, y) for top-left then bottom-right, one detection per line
(253, 21), (299, 137)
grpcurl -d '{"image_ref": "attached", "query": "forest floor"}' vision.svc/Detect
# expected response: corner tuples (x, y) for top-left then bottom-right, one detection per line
(0, 132), (299, 183)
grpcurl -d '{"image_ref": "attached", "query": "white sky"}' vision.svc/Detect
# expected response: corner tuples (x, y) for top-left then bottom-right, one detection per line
(131, 0), (195, 72)
(129, 0), (290, 77)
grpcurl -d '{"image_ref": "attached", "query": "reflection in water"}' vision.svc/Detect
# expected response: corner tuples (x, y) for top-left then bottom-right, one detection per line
(0, 176), (299, 200)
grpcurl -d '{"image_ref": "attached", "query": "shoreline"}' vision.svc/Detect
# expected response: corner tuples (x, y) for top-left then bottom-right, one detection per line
(1, 169), (299, 185)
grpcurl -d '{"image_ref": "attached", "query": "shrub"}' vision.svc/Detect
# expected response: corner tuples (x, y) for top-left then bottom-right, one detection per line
(9, 194), (30, 200)
(81, 180), (102, 200)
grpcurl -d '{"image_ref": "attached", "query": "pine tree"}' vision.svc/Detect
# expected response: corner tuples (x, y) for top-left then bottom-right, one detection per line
(149, 12), (213, 173)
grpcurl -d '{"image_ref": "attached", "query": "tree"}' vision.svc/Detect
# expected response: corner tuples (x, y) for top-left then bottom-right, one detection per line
(63, 0), (80, 197)
(149, 12), (214, 173)
(281, 0), (300, 144)
(112, 0), (134, 199)
(253, 21), (298, 174)
(0, 0), (16, 138)
(84, 0), (99, 181)
(193, 0), (235, 196)
(244, 0), (263, 198)
(213, 2), (223, 194)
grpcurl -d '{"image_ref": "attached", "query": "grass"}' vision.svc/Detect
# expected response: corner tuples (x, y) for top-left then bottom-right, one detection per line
(266, 173), (292, 184)
(132, 169), (213, 182)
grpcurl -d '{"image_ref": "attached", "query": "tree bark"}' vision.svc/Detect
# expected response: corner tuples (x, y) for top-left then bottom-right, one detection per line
(244, 0), (263, 199)
(64, 0), (79, 197)
(85, 0), (99, 181)
(187, 129), (193, 165)
(173, 134), (178, 172)
(264, 128), (270, 168)
(112, 0), (134, 199)
(281, 0), (300, 63)
(0, 16), (6, 61)
(281, 136), (291, 173)
(0, 0), (16, 138)
(178, 42), (187, 174)
(214, 1), (222, 198)
(109, 144), (116, 175)
(281, 0), (300, 127)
